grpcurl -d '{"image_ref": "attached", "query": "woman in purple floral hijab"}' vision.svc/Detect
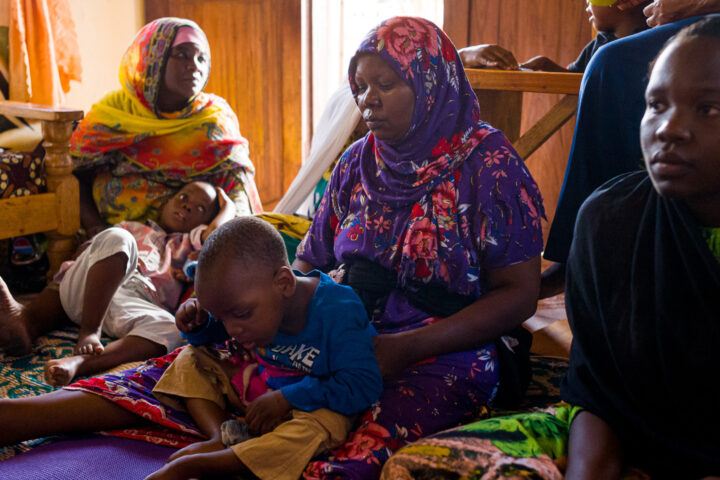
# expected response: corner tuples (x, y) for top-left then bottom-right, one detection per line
(294, 16), (545, 480)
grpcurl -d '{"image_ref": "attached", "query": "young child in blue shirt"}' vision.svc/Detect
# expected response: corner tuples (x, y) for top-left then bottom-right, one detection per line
(147, 216), (382, 480)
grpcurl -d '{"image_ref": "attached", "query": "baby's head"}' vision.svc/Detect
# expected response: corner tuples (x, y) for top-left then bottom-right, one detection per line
(158, 181), (219, 233)
(586, 0), (650, 36)
(641, 16), (720, 218)
(195, 216), (294, 349)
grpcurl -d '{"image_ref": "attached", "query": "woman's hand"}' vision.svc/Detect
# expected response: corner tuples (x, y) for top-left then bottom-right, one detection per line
(371, 257), (541, 377)
(642, 0), (714, 27)
(245, 390), (292, 435)
(175, 298), (209, 334)
(618, 0), (719, 27)
(459, 44), (519, 70)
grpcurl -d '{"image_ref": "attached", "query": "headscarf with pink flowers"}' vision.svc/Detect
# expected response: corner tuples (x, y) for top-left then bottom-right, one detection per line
(347, 17), (513, 289)
(349, 16), (485, 208)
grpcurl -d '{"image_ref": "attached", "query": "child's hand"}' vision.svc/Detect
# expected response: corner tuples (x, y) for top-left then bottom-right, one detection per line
(171, 267), (191, 283)
(245, 390), (292, 435)
(143, 458), (190, 480)
(145, 448), (244, 480)
(459, 44), (519, 70)
(519, 56), (568, 73)
(212, 187), (236, 222)
(201, 187), (237, 243)
(215, 186), (231, 210)
(168, 438), (225, 463)
(175, 298), (209, 334)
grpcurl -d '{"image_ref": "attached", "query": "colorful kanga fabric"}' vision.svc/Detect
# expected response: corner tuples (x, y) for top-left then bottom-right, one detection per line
(0, 330), (566, 464)
(381, 403), (652, 480)
(70, 17), (262, 225)
(296, 16), (545, 479)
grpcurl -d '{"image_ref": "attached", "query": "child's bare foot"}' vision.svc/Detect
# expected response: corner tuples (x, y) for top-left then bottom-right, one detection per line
(0, 277), (33, 356)
(168, 438), (225, 462)
(74, 331), (104, 355)
(44, 356), (85, 386)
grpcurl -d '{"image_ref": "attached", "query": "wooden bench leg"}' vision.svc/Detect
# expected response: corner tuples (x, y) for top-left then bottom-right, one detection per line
(42, 119), (79, 278)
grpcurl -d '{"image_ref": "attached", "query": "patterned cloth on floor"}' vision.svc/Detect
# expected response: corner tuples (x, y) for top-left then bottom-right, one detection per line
(0, 326), (142, 460)
(1, 327), (568, 466)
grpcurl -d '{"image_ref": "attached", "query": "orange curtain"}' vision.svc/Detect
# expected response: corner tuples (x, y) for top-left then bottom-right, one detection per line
(9, 0), (82, 105)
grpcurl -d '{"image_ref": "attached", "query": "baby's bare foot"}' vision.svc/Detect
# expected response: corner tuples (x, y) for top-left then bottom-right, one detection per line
(0, 277), (33, 356)
(44, 356), (85, 387)
(74, 331), (104, 355)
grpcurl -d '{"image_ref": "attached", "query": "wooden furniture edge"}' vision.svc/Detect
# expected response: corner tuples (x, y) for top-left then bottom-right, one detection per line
(0, 193), (59, 237)
(513, 94), (579, 160)
(0, 100), (83, 122)
(0, 100), (83, 276)
(466, 69), (582, 95)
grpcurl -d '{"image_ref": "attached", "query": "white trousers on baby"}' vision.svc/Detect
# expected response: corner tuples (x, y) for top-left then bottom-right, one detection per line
(58, 227), (184, 352)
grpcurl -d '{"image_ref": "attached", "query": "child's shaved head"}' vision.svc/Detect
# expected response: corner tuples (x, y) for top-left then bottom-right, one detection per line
(198, 216), (289, 275)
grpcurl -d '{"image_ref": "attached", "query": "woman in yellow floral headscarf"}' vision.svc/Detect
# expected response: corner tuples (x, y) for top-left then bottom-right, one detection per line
(71, 17), (262, 234)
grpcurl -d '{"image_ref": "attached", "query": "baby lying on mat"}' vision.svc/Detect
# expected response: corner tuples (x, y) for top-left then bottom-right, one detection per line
(0, 181), (235, 386)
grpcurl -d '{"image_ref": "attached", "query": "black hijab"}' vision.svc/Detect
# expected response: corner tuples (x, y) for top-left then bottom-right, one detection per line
(561, 171), (720, 478)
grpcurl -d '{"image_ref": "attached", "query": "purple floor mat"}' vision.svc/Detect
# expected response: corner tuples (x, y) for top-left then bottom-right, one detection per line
(0, 434), (178, 479)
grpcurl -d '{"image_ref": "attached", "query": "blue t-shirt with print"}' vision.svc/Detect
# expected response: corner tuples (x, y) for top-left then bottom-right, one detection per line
(183, 270), (382, 415)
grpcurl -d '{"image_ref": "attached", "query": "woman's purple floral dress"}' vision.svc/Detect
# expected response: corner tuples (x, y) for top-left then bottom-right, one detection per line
(296, 16), (545, 480)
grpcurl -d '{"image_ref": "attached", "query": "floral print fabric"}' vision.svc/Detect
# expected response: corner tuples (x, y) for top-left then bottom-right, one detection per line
(70, 17), (262, 224)
(296, 16), (545, 479)
(66, 347), (204, 447)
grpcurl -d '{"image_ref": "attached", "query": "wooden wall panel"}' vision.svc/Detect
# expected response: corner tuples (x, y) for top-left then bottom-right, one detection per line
(145, 0), (302, 208)
(445, 0), (593, 244)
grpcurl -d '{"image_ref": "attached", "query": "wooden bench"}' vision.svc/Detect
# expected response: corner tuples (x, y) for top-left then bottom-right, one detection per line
(465, 69), (582, 160)
(0, 101), (84, 276)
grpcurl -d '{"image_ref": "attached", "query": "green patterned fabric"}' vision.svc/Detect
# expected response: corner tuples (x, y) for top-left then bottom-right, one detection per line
(384, 404), (580, 480)
(384, 401), (651, 480)
(703, 227), (720, 262)
(0, 329), (74, 398)
(383, 356), (656, 479)
(0, 326), (118, 460)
